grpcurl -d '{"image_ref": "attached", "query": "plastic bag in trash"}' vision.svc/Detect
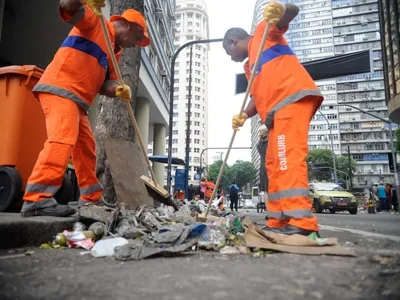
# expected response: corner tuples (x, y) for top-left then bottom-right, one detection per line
(198, 226), (227, 248)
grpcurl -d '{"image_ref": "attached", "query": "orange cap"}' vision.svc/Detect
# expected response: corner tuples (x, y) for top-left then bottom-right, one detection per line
(110, 9), (150, 47)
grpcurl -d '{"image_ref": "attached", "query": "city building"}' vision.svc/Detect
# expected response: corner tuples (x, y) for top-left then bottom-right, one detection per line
(332, 0), (394, 185)
(379, 0), (400, 124)
(250, 0), (340, 185)
(0, 0), (175, 184)
(169, 0), (210, 185)
(249, 0), (395, 187)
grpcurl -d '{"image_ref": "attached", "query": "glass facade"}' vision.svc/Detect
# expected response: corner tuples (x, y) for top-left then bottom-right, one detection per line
(249, 0), (397, 187)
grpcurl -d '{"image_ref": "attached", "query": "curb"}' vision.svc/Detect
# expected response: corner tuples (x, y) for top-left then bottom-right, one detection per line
(0, 213), (78, 249)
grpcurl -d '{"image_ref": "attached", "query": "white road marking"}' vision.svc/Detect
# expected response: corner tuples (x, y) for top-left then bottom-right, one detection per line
(319, 225), (400, 242)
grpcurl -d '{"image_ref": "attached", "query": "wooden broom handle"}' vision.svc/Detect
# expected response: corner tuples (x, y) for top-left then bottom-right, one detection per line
(98, 14), (159, 186)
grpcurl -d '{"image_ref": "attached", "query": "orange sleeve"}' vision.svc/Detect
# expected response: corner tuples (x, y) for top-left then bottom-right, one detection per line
(101, 50), (122, 90)
(243, 61), (251, 81)
(268, 24), (289, 40)
(59, 5), (98, 31)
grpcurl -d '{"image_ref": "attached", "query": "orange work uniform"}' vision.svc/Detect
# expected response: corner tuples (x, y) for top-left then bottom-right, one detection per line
(204, 181), (215, 202)
(23, 5), (121, 209)
(245, 21), (324, 232)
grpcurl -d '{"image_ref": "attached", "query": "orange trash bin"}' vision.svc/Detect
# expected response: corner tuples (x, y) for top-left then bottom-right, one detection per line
(0, 65), (47, 211)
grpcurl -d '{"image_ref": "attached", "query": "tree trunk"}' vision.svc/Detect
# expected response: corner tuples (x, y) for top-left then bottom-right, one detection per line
(94, 0), (144, 203)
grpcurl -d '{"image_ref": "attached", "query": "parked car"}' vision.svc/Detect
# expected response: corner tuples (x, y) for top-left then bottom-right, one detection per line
(240, 192), (255, 209)
(309, 182), (358, 214)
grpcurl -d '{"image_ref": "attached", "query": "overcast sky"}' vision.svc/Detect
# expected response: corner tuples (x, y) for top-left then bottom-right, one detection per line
(205, 0), (257, 165)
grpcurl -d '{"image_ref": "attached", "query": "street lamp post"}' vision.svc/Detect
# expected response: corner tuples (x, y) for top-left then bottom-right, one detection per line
(336, 104), (399, 193)
(184, 46), (194, 199)
(167, 38), (223, 193)
(317, 110), (338, 184)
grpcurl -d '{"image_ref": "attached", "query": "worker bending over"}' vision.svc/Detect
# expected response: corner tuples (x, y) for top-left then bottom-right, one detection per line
(21, 0), (150, 217)
(223, 1), (323, 236)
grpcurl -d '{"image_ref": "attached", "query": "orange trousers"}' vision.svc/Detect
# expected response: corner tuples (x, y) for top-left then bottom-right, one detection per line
(23, 93), (103, 203)
(265, 96), (321, 231)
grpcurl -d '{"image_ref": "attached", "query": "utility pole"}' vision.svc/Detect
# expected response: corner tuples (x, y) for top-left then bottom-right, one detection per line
(184, 46), (193, 199)
(347, 145), (353, 189)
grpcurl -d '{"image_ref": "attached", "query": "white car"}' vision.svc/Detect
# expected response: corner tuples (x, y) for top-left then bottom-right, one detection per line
(241, 193), (256, 209)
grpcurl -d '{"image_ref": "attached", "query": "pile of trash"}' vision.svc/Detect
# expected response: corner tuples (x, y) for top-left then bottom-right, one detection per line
(41, 200), (252, 260)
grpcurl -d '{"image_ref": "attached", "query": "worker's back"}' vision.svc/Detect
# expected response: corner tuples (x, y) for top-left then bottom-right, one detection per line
(34, 7), (120, 112)
(247, 21), (323, 126)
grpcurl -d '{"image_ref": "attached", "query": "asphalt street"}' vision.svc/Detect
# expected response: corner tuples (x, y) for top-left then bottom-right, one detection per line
(0, 210), (399, 300)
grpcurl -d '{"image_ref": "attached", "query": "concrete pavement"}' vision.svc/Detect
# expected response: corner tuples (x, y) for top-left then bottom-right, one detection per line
(0, 210), (399, 300)
(0, 213), (78, 249)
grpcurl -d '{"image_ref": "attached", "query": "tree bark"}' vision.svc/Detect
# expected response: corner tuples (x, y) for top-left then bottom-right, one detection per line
(94, 0), (144, 203)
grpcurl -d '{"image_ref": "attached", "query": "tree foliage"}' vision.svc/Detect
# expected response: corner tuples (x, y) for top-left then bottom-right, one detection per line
(307, 149), (357, 182)
(206, 160), (256, 192)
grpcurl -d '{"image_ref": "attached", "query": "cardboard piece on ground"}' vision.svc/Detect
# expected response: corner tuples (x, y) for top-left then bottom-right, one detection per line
(140, 175), (169, 198)
(104, 139), (154, 209)
(196, 213), (220, 223)
(242, 218), (356, 257)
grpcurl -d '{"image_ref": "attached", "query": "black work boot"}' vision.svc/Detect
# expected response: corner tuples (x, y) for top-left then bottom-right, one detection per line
(261, 224), (320, 238)
(76, 196), (116, 208)
(21, 198), (76, 218)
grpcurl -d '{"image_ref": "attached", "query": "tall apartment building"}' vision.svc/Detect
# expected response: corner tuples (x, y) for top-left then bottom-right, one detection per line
(379, 0), (400, 124)
(170, 0), (209, 184)
(250, 0), (340, 185)
(0, 0), (175, 185)
(250, 0), (394, 187)
(332, 0), (393, 185)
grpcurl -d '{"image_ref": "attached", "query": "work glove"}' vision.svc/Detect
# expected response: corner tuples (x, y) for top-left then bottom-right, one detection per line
(232, 112), (248, 131)
(263, 1), (285, 25)
(80, 0), (105, 16)
(116, 84), (132, 102)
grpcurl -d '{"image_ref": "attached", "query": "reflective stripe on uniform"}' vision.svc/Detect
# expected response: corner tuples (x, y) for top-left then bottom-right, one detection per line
(80, 183), (103, 196)
(61, 35), (108, 70)
(268, 208), (314, 220)
(68, 6), (85, 25)
(33, 84), (90, 111)
(251, 44), (295, 75)
(268, 187), (310, 201)
(25, 183), (60, 195)
(264, 89), (323, 130)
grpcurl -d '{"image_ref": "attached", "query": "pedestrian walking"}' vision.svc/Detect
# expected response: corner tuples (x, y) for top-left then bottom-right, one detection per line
(229, 180), (240, 212)
(377, 182), (388, 212)
(199, 176), (206, 200)
(392, 187), (398, 214)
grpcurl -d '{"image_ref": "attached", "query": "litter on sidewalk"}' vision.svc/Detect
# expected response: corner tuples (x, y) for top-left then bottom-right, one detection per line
(40, 199), (356, 260)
